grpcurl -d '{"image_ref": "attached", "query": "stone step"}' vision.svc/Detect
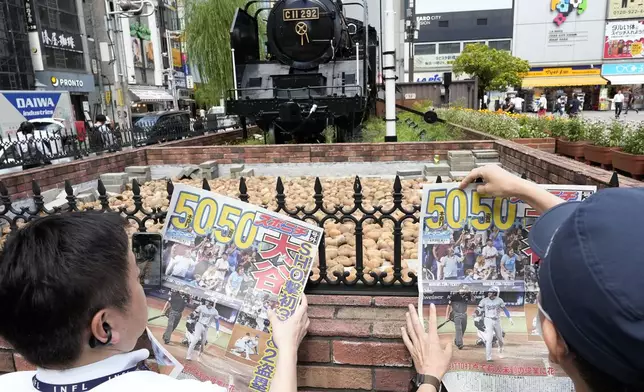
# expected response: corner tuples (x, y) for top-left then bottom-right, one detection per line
(200, 160), (219, 180)
(449, 171), (471, 181)
(473, 151), (499, 160)
(230, 164), (245, 174)
(125, 165), (151, 174)
(396, 169), (423, 178)
(76, 192), (97, 203)
(237, 168), (255, 178)
(447, 150), (473, 159)
(45, 198), (69, 210)
(103, 184), (125, 194)
(449, 163), (477, 172)
(100, 173), (128, 185)
(476, 162), (502, 167)
(178, 165), (201, 180)
(423, 163), (451, 176)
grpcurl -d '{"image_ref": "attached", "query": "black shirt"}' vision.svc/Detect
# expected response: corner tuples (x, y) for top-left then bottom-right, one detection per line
(448, 293), (470, 314)
(570, 99), (581, 113)
(169, 293), (186, 313)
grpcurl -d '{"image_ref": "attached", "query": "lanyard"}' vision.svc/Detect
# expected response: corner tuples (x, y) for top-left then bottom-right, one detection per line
(32, 365), (138, 392)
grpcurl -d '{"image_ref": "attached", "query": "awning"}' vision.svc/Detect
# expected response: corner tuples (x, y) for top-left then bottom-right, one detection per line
(601, 75), (644, 85)
(522, 75), (608, 88)
(129, 88), (174, 102)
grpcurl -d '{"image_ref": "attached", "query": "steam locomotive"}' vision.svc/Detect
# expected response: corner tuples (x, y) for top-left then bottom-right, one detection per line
(226, 0), (378, 143)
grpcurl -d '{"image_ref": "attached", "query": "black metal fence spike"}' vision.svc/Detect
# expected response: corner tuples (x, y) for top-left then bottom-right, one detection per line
(166, 179), (174, 196)
(393, 175), (402, 193)
(609, 171), (619, 188)
(97, 179), (106, 195)
(276, 177), (284, 194)
(31, 180), (41, 195)
(314, 177), (323, 194)
(132, 179), (140, 194)
(65, 180), (74, 196)
(353, 176), (362, 192)
(521, 173), (528, 179)
(0, 181), (8, 196)
(436, 175), (442, 183)
(202, 178), (211, 191)
(239, 177), (249, 202)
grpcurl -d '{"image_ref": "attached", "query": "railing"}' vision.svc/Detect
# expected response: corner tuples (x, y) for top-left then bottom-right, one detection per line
(0, 120), (238, 169)
(0, 174), (433, 295)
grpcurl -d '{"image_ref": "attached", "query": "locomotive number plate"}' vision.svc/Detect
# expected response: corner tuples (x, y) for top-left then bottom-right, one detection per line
(283, 7), (319, 21)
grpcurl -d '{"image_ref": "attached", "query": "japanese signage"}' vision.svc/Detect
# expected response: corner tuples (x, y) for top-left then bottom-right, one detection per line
(24, 0), (37, 32)
(41, 28), (82, 53)
(607, 0), (644, 20)
(132, 37), (144, 68)
(143, 40), (155, 69)
(525, 67), (601, 77)
(419, 183), (596, 391)
(152, 184), (322, 391)
(414, 54), (458, 70)
(604, 20), (644, 59)
(550, 0), (587, 26)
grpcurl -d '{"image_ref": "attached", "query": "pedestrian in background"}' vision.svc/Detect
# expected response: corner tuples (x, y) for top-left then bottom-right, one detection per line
(612, 90), (624, 118)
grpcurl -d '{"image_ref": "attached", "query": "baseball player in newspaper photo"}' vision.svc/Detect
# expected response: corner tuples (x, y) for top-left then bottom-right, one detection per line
(444, 284), (471, 350)
(186, 299), (221, 361)
(229, 333), (260, 360)
(477, 286), (514, 361)
(161, 289), (189, 344)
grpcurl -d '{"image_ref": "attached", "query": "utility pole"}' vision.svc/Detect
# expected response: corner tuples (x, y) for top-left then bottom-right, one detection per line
(106, 0), (155, 126)
(89, 2), (107, 113)
(405, 0), (417, 83)
(383, 0), (397, 142)
(164, 30), (181, 110)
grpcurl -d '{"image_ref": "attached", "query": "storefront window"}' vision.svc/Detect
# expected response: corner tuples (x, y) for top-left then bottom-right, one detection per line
(489, 40), (511, 51)
(438, 42), (461, 54)
(0, 1), (34, 89)
(415, 43), (436, 55)
(37, 1), (85, 71)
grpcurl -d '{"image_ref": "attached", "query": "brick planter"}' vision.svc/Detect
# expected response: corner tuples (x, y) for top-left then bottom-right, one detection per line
(556, 139), (588, 161)
(584, 144), (619, 170)
(612, 149), (644, 179)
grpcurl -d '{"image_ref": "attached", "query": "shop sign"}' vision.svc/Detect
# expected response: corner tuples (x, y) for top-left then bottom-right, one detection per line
(607, 0), (644, 20)
(41, 28), (83, 53)
(601, 62), (644, 75)
(416, 15), (441, 27)
(24, 0), (37, 32)
(35, 71), (95, 93)
(415, 73), (443, 83)
(550, 0), (587, 26)
(604, 21), (644, 59)
(414, 54), (457, 70)
(525, 67), (600, 77)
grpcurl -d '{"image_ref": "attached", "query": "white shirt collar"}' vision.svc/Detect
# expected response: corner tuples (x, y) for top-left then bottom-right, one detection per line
(36, 349), (149, 385)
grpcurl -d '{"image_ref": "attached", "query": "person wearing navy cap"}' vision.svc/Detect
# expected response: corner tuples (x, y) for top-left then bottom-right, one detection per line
(401, 165), (644, 392)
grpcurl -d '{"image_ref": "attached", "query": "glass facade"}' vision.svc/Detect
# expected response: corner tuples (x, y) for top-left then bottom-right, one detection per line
(38, 0), (85, 71)
(0, 0), (34, 89)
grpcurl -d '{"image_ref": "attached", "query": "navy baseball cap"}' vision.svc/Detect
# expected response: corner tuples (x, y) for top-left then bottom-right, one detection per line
(528, 187), (644, 385)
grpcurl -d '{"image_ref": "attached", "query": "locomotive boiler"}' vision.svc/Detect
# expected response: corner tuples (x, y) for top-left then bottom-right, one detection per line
(226, 0), (378, 143)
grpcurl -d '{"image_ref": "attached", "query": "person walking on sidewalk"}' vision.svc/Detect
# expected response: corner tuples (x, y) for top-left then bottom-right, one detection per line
(612, 90), (625, 118)
(445, 285), (471, 350)
(625, 90), (639, 114)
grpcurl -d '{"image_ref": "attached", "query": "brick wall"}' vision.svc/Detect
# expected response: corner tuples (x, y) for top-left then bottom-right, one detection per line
(512, 138), (556, 154)
(145, 141), (496, 166)
(495, 139), (642, 188)
(0, 295), (417, 391)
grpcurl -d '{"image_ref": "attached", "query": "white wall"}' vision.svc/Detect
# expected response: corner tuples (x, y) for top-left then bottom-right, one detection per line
(513, 0), (608, 66)
(416, 0), (512, 14)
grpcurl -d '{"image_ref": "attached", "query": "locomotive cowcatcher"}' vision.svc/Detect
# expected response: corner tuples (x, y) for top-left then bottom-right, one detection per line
(226, 0), (378, 144)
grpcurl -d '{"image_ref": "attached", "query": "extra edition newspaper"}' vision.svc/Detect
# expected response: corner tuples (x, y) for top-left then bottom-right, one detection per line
(145, 183), (323, 391)
(418, 183), (596, 392)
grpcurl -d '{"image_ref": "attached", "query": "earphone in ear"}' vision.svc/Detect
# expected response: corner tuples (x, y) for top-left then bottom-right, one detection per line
(89, 322), (113, 348)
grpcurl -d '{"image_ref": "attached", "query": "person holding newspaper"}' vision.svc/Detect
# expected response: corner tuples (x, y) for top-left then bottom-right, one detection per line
(0, 212), (310, 392)
(458, 165), (644, 392)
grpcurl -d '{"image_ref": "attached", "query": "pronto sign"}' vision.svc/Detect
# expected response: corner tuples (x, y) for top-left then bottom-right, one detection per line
(524, 67), (601, 77)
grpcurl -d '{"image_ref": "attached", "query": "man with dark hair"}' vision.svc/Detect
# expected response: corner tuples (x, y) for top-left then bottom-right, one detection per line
(0, 212), (310, 392)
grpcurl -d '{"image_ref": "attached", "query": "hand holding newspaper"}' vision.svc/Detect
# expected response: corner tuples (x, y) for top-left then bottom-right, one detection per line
(418, 180), (595, 392)
(140, 184), (322, 392)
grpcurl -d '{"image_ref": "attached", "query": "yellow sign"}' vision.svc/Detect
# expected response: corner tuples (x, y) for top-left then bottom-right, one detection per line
(105, 90), (112, 104)
(172, 47), (182, 68)
(524, 68), (601, 77)
(116, 89), (124, 107)
(283, 7), (319, 21)
(295, 22), (309, 46)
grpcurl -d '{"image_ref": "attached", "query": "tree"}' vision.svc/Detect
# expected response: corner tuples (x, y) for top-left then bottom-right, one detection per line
(185, 0), (265, 107)
(451, 43), (530, 105)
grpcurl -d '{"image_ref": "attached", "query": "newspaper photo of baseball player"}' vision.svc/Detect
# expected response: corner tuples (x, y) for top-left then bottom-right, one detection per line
(419, 183), (597, 391)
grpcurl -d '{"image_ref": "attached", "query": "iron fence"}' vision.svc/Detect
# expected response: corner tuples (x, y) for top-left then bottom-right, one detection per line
(0, 174), (434, 295)
(0, 120), (238, 169)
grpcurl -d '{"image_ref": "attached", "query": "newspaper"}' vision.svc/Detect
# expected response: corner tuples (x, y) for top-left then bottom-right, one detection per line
(418, 183), (596, 392)
(145, 183), (323, 391)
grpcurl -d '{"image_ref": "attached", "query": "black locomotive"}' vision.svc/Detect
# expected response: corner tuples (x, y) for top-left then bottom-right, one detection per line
(226, 0), (378, 143)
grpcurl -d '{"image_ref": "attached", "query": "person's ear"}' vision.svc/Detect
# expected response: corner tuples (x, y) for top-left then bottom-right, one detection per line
(89, 310), (121, 347)
(541, 318), (569, 364)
